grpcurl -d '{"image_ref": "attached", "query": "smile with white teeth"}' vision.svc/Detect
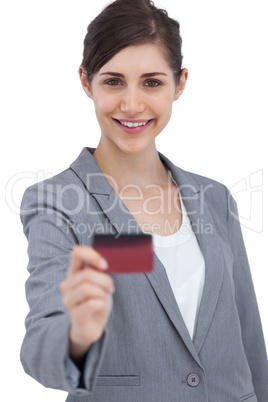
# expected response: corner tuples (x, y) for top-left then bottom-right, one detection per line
(118, 120), (149, 128)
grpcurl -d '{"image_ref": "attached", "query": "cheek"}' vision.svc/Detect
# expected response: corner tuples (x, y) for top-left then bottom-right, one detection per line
(93, 90), (118, 119)
(154, 97), (174, 121)
(95, 98), (110, 113)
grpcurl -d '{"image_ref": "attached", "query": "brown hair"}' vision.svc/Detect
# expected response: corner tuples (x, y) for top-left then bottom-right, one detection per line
(81, 0), (184, 84)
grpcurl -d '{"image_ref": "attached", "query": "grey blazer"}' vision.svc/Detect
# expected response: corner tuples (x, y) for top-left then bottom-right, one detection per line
(20, 147), (268, 402)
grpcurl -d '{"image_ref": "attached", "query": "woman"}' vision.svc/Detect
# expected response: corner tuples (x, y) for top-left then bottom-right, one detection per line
(20, 0), (268, 401)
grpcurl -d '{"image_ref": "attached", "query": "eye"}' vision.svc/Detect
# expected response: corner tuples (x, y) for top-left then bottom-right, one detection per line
(105, 79), (122, 86)
(144, 80), (161, 87)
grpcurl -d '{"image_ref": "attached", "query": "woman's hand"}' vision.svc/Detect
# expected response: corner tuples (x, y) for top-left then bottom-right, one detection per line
(60, 245), (114, 361)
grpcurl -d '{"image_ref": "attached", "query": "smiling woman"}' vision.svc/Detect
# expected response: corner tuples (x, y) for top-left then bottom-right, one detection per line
(79, 43), (187, 156)
(19, 0), (268, 401)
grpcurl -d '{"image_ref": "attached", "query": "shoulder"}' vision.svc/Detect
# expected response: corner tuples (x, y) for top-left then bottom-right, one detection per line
(21, 147), (98, 201)
(21, 167), (85, 204)
(162, 154), (236, 230)
(181, 166), (233, 217)
(20, 166), (90, 229)
(182, 168), (231, 202)
(160, 151), (231, 206)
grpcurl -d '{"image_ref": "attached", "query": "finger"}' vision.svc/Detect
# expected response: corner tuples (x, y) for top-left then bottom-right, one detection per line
(69, 297), (112, 345)
(63, 282), (111, 309)
(74, 296), (112, 321)
(62, 268), (114, 294)
(69, 245), (108, 276)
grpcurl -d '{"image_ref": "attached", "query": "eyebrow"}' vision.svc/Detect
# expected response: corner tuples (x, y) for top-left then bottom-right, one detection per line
(99, 72), (167, 78)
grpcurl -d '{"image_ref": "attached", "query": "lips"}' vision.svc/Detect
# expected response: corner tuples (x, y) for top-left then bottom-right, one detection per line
(119, 120), (148, 128)
(114, 118), (152, 127)
(112, 118), (154, 134)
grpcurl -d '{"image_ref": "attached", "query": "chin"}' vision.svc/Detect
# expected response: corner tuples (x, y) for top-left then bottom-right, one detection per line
(116, 138), (154, 155)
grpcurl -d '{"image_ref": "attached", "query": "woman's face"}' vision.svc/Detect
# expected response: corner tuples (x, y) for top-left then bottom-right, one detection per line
(80, 43), (188, 155)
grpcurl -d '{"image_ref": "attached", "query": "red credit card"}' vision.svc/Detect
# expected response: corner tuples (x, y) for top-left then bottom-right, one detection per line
(92, 233), (154, 274)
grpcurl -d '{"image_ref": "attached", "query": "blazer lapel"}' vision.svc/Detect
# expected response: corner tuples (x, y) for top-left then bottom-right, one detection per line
(180, 185), (224, 354)
(145, 255), (203, 364)
(161, 153), (225, 355)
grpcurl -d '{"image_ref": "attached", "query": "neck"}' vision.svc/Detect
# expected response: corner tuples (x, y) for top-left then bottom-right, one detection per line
(93, 138), (168, 190)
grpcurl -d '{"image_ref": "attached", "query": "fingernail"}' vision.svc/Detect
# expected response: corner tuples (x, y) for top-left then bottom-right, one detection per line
(100, 258), (108, 270)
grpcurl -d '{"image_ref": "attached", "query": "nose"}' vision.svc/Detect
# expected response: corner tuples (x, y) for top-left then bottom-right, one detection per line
(120, 87), (145, 115)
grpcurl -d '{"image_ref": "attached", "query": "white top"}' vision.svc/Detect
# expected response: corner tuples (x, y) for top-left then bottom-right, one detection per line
(145, 175), (206, 339)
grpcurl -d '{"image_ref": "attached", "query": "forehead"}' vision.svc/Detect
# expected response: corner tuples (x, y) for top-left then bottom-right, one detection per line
(97, 42), (172, 77)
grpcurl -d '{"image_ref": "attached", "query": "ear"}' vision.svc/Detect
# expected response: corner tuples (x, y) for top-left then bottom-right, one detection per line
(79, 65), (93, 99)
(174, 68), (188, 101)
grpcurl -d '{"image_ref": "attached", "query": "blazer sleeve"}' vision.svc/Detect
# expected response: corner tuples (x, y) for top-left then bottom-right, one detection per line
(20, 182), (107, 395)
(227, 190), (268, 400)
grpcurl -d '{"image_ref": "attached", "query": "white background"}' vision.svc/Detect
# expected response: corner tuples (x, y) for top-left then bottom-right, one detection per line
(1, 0), (267, 400)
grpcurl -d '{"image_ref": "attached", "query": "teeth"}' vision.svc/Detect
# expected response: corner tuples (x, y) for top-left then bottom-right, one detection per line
(119, 120), (148, 128)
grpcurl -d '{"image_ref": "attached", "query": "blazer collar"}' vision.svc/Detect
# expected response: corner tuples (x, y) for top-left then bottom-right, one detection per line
(70, 147), (200, 197)
(70, 147), (225, 362)
(70, 147), (113, 195)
